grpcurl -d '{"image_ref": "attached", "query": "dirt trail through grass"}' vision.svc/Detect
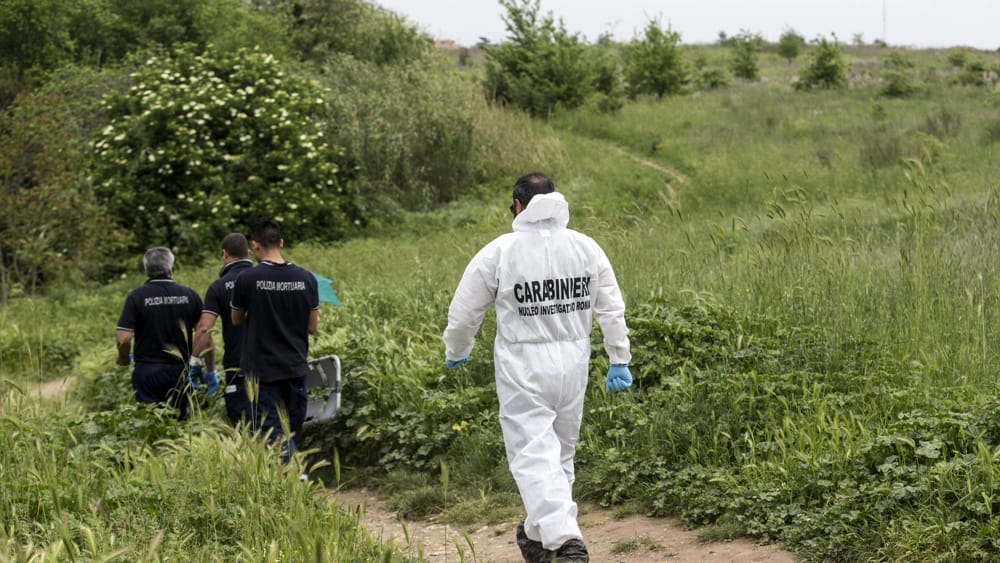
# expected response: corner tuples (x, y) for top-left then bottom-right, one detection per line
(609, 144), (689, 203)
(329, 488), (798, 563)
(31, 375), (75, 399)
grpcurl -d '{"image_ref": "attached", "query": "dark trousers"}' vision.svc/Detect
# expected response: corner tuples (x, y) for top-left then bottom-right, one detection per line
(248, 375), (307, 462)
(222, 370), (252, 428)
(132, 363), (189, 420)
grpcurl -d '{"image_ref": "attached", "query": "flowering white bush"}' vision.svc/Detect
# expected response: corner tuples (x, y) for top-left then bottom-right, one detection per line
(92, 47), (352, 255)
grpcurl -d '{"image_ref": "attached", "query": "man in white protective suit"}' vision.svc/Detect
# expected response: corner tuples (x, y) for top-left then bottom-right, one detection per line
(443, 172), (633, 563)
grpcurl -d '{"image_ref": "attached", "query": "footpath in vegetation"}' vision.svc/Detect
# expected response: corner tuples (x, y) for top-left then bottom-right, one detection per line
(329, 488), (798, 562)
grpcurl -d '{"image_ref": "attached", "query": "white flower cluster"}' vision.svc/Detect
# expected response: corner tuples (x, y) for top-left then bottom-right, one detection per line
(91, 48), (350, 245)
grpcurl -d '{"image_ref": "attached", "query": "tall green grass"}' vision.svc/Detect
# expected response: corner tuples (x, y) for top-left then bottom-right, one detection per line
(551, 65), (1000, 389)
(0, 388), (415, 561)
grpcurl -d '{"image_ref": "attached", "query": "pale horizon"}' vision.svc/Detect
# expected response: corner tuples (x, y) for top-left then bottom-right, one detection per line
(375, 0), (999, 51)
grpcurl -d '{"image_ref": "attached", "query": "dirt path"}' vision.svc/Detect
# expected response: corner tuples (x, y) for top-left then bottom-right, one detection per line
(30, 375), (75, 399)
(609, 145), (689, 203)
(327, 488), (798, 563)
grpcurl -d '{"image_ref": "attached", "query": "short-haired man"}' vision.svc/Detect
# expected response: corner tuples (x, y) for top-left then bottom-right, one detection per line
(116, 247), (204, 420)
(231, 218), (319, 460)
(443, 172), (633, 563)
(193, 233), (255, 426)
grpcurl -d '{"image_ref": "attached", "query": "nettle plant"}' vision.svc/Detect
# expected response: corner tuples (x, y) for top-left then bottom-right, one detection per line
(93, 47), (351, 256)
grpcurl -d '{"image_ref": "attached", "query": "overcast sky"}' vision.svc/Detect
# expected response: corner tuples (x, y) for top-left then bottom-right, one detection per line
(373, 0), (999, 50)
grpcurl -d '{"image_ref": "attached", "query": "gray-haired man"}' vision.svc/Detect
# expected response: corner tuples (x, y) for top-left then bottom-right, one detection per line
(116, 247), (203, 419)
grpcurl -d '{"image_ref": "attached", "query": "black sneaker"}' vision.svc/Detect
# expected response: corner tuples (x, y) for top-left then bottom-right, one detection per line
(554, 538), (589, 563)
(516, 521), (556, 563)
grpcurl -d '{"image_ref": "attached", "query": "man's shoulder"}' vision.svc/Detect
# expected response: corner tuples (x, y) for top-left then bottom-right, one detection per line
(562, 228), (601, 246)
(262, 262), (315, 281)
(175, 283), (203, 300)
(216, 264), (251, 286)
(287, 263), (316, 280)
(232, 263), (264, 281)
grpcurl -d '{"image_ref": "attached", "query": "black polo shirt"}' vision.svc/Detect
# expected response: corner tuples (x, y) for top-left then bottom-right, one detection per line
(202, 258), (254, 371)
(117, 278), (203, 365)
(230, 261), (318, 383)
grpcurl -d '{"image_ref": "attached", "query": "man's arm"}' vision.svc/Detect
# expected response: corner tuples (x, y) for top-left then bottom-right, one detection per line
(592, 247), (631, 365)
(193, 312), (217, 371)
(443, 244), (499, 362)
(231, 307), (246, 326)
(308, 309), (319, 334)
(116, 329), (133, 366)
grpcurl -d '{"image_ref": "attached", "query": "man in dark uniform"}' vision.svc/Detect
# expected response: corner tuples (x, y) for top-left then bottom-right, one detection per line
(116, 246), (203, 420)
(231, 218), (319, 461)
(193, 233), (254, 427)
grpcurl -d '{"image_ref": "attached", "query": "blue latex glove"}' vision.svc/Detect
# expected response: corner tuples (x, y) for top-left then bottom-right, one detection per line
(203, 370), (219, 396)
(605, 364), (633, 393)
(188, 363), (203, 391)
(445, 357), (470, 369)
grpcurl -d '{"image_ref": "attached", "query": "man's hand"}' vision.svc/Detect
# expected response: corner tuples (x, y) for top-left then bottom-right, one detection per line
(188, 357), (204, 391)
(116, 354), (131, 366)
(605, 364), (633, 393)
(445, 357), (469, 369)
(204, 370), (220, 396)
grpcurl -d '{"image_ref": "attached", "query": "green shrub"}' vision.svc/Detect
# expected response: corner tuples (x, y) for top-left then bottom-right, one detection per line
(321, 54), (479, 214)
(0, 0), (78, 101)
(696, 66), (731, 90)
(263, 0), (431, 67)
(624, 19), (688, 98)
(483, 0), (595, 116)
(954, 59), (997, 87)
(777, 29), (805, 64)
(589, 39), (625, 113)
(92, 47), (352, 256)
(946, 48), (970, 68)
(729, 30), (762, 81)
(880, 50), (921, 98)
(795, 36), (847, 90)
(0, 0), (290, 104)
(0, 91), (127, 300)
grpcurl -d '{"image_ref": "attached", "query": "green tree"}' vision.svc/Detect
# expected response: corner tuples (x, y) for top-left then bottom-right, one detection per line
(258, 0), (430, 67)
(589, 35), (625, 113)
(483, 0), (594, 116)
(625, 19), (688, 98)
(91, 47), (352, 256)
(880, 50), (920, 98)
(947, 48), (969, 68)
(729, 30), (762, 81)
(777, 29), (805, 64)
(0, 0), (291, 105)
(106, 0), (289, 59)
(0, 0), (76, 103)
(796, 36), (847, 90)
(0, 92), (125, 301)
(320, 55), (480, 211)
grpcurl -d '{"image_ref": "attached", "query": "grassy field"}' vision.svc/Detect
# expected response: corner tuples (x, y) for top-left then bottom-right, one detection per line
(3, 44), (1000, 560)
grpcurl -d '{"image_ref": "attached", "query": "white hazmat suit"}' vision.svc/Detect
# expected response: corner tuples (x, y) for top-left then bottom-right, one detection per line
(443, 191), (631, 550)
